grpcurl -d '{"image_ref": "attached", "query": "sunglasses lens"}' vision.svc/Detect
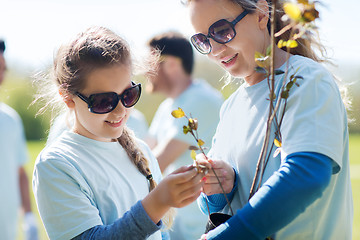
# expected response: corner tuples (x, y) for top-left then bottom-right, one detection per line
(121, 84), (141, 108)
(191, 34), (211, 54)
(90, 92), (118, 114)
(210, 20), (235, 43)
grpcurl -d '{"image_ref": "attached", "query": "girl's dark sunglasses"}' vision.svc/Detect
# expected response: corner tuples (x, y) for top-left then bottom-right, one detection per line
(76, 82), (141, 114)
(190, 10), (249, 54)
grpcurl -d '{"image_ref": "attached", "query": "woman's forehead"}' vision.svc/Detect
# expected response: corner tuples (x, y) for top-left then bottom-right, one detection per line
(189, 0), (242, 31)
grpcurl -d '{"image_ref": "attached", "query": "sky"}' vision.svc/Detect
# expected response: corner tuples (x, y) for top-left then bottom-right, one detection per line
(1, 0), (360, 72)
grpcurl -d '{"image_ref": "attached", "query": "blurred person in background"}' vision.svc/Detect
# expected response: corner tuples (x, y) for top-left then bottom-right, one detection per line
(0, 40), (38, 240)
(145, 32), (224, 240)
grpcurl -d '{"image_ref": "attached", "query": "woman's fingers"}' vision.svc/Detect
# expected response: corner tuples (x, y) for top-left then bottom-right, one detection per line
(195, 153), (212, 169)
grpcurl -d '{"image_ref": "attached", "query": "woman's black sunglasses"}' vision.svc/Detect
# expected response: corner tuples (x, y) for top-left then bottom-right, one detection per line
(190, 10), (249, 54)
(76, 81), (141, 114)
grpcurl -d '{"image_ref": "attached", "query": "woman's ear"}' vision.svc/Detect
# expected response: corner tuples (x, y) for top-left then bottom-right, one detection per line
(59, 89), (75, 109)
(256, 0), (270, 30)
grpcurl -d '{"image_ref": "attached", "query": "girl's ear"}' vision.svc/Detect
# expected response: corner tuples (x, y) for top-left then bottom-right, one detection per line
(256, 0), (270, 30)
(59, 89), (75, 109)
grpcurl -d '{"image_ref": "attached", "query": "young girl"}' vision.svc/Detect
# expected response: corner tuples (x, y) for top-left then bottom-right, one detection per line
(185, 0), (353, 239)
(32, 26), (205, 240)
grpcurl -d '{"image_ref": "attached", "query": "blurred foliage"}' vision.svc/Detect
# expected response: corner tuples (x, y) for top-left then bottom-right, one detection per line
(0, 71), (51, 141)
(1, 58), (359, 141)
(329, 62), (360, 133)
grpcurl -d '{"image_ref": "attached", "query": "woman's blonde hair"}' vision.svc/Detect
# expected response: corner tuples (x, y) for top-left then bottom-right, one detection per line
(34, 26), (174, 227)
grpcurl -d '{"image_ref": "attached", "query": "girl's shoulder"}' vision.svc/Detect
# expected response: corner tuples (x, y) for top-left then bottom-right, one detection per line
(35, 131), (91, 169)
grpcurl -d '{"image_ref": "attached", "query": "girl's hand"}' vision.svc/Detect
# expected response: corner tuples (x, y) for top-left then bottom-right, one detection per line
(159, 165), (206, 208)
(142, 165), (205, 223)
(195, 154), (235, 196)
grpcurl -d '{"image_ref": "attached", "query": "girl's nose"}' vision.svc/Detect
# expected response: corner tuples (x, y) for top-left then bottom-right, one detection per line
(112, 100), (127, 117)
(209, 39), (226, 57)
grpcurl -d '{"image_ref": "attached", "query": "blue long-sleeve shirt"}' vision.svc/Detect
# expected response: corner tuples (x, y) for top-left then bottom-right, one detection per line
(198, 152), (333, 240)
(71, 200), (169, 240)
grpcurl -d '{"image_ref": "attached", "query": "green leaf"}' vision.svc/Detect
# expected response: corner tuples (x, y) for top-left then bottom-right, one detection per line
(274, 69), (285, 75)
(254, 51), (264, 59)
(274, 138), (282, 147)
(285, 81), (294, 90)
(171, 108), (185, 118)
(255, 66), (268, 74)
(188, 118), (198, 130)
(286, 40), (298, 48)
(266, 45), (272, 56)
(191, 150), (197, 160)
(255, 55), (270, 68)
(302, 8), (319, 23)
(183, 125), (190, 134)
(281, 90), (289, 99)
(283, 3), (302, 21)
(277, 40), (284, 49)
(269, 92), (276, 101)
(189, 145), (199, 151)
(197, 139), (205, 147)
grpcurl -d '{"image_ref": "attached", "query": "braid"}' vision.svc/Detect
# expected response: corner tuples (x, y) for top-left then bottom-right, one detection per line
(117, 127), (157, 191)
(117, 127), (175, 228)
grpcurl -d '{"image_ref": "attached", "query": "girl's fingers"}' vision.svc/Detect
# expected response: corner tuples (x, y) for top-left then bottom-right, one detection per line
(171, 164), (194, 174)
(174, 170), (206, 193)
(169, 166), (199, 185)
(178, 187), (203, 207)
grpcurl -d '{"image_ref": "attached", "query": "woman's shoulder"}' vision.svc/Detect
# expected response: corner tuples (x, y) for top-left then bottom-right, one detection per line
(288, 55), (332, 78)
(285, 55), (338, 92)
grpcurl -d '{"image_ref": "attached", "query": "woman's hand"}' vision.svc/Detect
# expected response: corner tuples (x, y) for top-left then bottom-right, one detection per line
(195, 154), (235, 196)
(142, 165), (205, 223)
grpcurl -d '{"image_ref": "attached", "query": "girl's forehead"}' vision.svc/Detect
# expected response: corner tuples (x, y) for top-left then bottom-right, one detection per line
(83, 64), (132, 94)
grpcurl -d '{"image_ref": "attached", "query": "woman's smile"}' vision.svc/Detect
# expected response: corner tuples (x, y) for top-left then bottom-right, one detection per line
(221, 53), (238, 68)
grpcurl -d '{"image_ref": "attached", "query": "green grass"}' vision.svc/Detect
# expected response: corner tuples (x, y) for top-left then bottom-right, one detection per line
(17, 136), (360, 239)
(349, 134), (360, 240)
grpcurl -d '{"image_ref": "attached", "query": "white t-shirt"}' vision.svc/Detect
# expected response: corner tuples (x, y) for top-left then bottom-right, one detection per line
(33, 131), (162, 240)
(0, 103), (28, 240)
(149, 79), (224, 240)
(209, 55), (353, 239)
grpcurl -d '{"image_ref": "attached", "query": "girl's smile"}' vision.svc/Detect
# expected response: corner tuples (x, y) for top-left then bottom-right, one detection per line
(105, 118), (124, 128)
